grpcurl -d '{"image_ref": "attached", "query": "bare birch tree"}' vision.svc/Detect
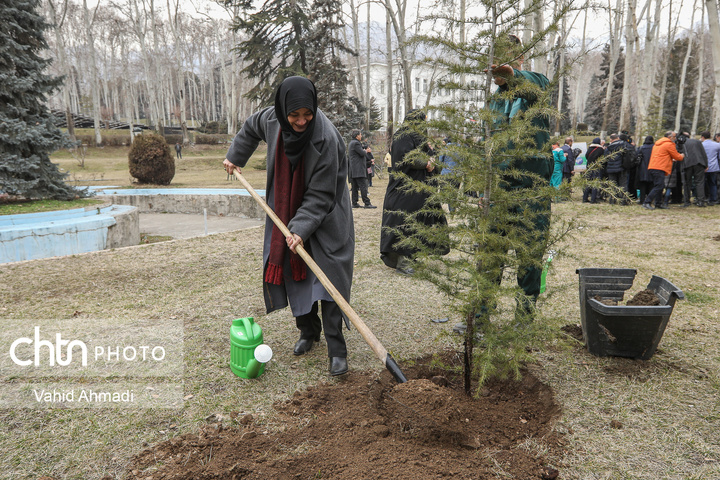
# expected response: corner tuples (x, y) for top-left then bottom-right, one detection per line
(82, 0), (102, 145)
(600, 0), (624, 138)
(618, 0), (638, 133)
(379, 0), (414, 115)
(572, 0), (589, 129)
(705, 0), (720, 131)
(46, 0), (76, 140)
(691, 6), (705, 134)
(655, 0), (683, 130)
(118, 0), (163, 131)
(385, 6), (394, 150)
(347, 0), (364, 103)
(366, 0), (371, 130)
(166, 0), (189, 143)
(634, 0), (662, 139)
(675, 0), (699, 132)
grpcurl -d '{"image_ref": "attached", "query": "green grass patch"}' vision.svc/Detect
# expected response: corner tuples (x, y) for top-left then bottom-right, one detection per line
(684, 291), (716, 305)
(0, 198), (105, 215)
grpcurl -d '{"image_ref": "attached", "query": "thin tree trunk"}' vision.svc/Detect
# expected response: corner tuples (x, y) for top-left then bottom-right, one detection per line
(619, 0), (637, 133)
(555, 13), (567, 135)
(349, 0), (364, 104)
(366, 1), (371, 130)
(691, 7), (705, 135)
(675, 0), (698, 132)
(382, 0), (413, 116)
(47, 0), (76, 140)
(704, 0), (720, 132)
(656, 0), (683, 130)
(385, 7), (394, 151)
(167, 0), (189, 143)
(121, 39), (136, 144)
(124, 0), (161, 131)
(634, 0), (661, 139)
(600, 0), (624, 138)
(572, 0), (589, 129)
(83, 0), (102, 146)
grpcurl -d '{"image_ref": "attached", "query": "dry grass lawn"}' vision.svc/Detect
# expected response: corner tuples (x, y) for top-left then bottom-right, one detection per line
(1, 145), (719, 479)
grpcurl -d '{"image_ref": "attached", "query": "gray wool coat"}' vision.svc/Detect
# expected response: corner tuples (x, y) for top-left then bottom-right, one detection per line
(226, 106), (355, 317)
(348, 138), (369, 179)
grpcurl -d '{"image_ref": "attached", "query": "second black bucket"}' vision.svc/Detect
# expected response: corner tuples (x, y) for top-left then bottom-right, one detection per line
(576, 268), (684, 360)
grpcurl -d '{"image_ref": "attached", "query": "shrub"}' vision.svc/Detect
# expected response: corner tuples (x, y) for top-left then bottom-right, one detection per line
(577, 123), (589, 131)
(128, 133), (175, 185)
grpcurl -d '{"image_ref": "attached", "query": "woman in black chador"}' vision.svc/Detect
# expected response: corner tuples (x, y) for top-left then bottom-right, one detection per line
(380, 110), (448, 275)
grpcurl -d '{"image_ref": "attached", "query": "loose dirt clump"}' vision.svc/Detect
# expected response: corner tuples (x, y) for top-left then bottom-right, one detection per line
(593, 295), (618, 306)
(561, 324), (584, 342)
(626, 289), (661, 306)
(593, 289), (661, 307)
(125, 353), (563, 479)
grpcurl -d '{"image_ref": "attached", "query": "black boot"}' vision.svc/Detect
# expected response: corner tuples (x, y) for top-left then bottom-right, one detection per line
(293, 334), (320, 355)
(329, 357), (348, 376)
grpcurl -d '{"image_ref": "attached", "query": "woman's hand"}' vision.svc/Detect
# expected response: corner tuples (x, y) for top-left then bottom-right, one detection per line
(223, 158), (241, 176)
(286, 233), (304, 254)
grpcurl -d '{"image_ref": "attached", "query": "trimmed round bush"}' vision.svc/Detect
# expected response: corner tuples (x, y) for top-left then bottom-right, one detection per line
(128, 133), (175, 185)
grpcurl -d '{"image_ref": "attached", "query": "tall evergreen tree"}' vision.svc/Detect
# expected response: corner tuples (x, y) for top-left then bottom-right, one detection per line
(231, 0), (365, 135)
(306, 0), (365, 136)
(232, 0), (311, 105)
(0, 0), (81, 201)
(583, 44), (624, 134)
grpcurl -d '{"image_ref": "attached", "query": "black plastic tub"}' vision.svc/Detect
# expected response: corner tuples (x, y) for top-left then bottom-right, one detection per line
(576, 268), (684, 360)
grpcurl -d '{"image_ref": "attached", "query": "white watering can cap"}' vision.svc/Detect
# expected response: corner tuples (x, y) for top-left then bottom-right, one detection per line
(254, 344), (273, 363)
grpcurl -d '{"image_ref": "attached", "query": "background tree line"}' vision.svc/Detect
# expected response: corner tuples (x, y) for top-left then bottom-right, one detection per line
(42, 0), (720, 148)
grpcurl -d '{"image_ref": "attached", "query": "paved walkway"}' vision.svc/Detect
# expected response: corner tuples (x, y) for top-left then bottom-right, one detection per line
(139, 213), (263, 239)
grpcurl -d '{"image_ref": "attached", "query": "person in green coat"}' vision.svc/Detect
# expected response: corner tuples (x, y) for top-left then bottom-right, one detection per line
(479, 34), (552, 323)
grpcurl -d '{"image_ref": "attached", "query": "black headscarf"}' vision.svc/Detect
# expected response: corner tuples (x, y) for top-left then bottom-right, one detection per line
(274, 76), (317, 167)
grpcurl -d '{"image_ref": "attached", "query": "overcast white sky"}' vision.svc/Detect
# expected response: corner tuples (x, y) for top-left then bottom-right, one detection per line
(92, 0), (705, 51)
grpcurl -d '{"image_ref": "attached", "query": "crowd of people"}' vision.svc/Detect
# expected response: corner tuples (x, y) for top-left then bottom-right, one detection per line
(578, 130), (720, 209)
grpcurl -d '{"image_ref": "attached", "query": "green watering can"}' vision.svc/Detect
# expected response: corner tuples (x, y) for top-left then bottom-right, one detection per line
(229, 317), (273, 379)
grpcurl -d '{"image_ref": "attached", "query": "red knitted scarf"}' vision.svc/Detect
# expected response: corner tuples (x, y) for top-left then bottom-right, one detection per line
(265, 133), (307, 285)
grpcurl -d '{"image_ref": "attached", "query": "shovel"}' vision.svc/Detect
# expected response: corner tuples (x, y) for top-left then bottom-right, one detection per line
(233, 170), (408, 383)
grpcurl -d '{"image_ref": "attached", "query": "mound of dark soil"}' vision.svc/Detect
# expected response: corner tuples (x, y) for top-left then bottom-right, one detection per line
(593, 288), (661, 307)
(626, 289), (661, 306)
(125, 354), (563, 479)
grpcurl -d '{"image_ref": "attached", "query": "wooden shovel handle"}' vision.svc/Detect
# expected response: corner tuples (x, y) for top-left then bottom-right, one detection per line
(233, 170), (406, 382)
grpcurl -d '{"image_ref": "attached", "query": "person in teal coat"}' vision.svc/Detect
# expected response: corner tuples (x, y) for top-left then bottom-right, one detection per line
(550, 142), (566, 189)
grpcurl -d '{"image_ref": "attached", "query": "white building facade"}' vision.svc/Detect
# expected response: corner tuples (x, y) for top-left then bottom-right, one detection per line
(359, 61), (485, 129)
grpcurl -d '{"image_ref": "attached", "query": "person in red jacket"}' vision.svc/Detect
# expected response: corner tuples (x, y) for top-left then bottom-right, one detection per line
(643, 131), (685, 210)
